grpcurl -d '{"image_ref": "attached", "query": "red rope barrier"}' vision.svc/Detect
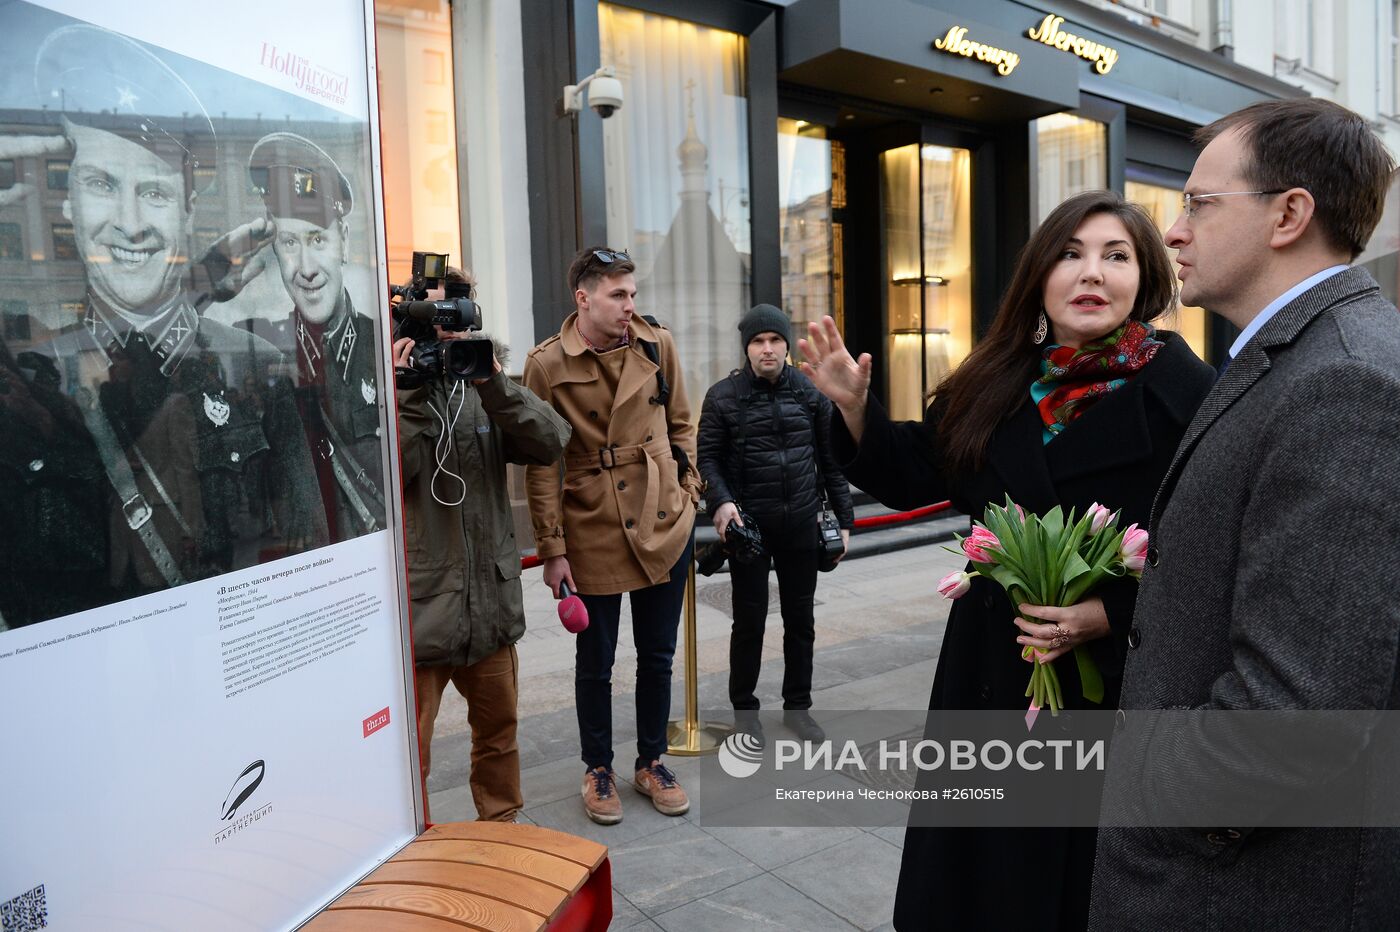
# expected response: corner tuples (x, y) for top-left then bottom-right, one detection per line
(517, 501), (955, 569)
(851, 501), (953, 529)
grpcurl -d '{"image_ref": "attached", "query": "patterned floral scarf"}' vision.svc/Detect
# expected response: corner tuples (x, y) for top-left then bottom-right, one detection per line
(1030, 319), (1164, 443)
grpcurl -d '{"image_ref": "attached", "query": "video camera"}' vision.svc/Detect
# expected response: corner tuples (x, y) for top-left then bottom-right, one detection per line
(390, 251), (495, 383)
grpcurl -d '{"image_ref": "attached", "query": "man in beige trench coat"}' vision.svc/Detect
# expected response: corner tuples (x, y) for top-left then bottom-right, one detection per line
(523, 247), (702, 825)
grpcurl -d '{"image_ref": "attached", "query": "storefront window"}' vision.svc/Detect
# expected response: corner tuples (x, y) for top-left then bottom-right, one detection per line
(881, 143), (973, 422)
(1356, 172), (1400, 308)
(599, 3), (751, 397)
(1034, 113), (1107, 227)
(777, 118), (843, 338)
(1126, 180), (1207, 360)
(376, 1), (463, 285)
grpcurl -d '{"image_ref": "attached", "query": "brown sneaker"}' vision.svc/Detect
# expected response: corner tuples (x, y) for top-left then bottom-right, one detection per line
(633, 760), (690, 816)
(581, 766), (623, 825)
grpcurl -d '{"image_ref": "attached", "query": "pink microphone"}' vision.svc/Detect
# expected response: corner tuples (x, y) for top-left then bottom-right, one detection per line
(558, 581), (589, 633)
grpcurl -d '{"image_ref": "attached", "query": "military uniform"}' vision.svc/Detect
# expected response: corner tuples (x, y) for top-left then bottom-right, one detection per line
(33, 292), (330, 596)
(240, 132), (386, 541)
(237, 293), (385, 541)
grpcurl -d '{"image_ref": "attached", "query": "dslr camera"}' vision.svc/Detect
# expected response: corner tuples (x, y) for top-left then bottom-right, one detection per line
(695, 511), (765, 577)
(391, 251), (495, 384)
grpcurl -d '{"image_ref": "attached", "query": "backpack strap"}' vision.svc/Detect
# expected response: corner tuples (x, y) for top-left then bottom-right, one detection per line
(638, 314), (688, 483)
(639, 314), (670, 408)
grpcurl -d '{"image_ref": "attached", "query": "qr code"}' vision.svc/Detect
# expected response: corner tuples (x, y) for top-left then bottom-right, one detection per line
(0, 884), (47, 932)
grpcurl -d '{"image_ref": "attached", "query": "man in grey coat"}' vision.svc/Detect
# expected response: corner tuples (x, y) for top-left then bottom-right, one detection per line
(1090, 99), (1400, 928)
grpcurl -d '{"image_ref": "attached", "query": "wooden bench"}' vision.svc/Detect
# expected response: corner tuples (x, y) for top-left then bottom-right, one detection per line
(304, 822), (611, 932)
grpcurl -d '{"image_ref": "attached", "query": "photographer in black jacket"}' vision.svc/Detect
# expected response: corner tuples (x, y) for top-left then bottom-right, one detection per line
(698, 305), (854, 744)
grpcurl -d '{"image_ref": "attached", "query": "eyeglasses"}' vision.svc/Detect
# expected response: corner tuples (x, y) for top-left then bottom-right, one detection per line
(591, 249), (630, 263)
(1180, 189), (1286, 219)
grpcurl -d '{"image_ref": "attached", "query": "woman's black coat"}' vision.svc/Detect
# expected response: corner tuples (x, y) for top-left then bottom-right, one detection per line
(832, 332), (1214, 931)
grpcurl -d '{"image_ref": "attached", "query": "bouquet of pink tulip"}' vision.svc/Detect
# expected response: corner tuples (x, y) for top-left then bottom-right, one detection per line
(937, 496), (1149, 715)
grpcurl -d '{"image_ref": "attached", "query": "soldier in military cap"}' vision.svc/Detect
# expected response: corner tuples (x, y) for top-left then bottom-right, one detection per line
(237, 133), (386, 541)
(0, 24), (327, 628)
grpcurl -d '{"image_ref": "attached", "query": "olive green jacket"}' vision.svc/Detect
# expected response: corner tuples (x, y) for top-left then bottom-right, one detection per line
(398, 370), (569, 668)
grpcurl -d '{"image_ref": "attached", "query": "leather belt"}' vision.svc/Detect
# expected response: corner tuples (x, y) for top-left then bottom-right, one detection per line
(565, 444), (650, 471)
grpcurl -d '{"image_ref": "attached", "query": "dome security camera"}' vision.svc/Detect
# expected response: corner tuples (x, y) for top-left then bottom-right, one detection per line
(588, 76), (623, 119)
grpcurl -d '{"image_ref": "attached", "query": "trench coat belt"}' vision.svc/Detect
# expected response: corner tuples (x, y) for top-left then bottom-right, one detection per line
(563, 441), (668, 543)
(563, 442), (657, 472)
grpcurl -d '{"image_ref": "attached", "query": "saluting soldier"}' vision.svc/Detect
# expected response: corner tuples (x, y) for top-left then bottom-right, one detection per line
(0, 25), (327, 628)
(237, 133), (386, 541)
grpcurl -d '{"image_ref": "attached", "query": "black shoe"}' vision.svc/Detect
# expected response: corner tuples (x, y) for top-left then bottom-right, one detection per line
(733, 711), (765, 749)
(783, 710), (825, 743)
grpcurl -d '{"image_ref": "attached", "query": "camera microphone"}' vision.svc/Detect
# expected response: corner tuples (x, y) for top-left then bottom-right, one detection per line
(558, 581), (589, 633)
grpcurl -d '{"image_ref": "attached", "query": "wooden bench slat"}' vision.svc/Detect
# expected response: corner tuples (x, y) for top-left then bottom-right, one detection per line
(302, 906), (477, 932)
(363, 861), (564, 919)
(421, 823), (606, 870)
(328, 884), (542, 932)
(389, 840), (588, 893)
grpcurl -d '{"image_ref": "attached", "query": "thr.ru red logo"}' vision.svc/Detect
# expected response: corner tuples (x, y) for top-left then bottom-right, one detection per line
(362, 707), (391, 738)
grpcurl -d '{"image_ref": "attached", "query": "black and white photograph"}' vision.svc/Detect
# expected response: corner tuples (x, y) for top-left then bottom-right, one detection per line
(0, 2), (389, 630)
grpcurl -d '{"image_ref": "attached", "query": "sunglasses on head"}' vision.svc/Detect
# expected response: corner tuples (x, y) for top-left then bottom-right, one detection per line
(591, 249), (630, 264)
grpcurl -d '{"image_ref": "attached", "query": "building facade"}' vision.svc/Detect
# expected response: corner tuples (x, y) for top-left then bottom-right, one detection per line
(379, 0), (1400, 418)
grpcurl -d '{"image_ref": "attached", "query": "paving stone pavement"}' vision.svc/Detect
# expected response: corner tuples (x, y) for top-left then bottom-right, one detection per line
(425, 542), (967, 929)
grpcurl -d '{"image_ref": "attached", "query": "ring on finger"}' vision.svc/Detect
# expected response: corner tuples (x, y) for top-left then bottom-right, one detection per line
(1051, 634), (1069, 648)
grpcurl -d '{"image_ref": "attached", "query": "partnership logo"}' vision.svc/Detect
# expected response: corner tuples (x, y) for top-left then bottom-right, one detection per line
(214, 759), (273, 846)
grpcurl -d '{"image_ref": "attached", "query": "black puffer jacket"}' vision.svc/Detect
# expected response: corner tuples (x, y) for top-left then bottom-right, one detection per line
(698, 363), (855, 531)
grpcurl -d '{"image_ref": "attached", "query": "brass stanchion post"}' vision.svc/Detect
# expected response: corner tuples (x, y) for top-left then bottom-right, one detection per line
(667, 559), (728, 755)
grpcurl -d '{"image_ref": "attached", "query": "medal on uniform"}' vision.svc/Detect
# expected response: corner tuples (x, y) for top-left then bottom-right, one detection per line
(361, 378), (376, 404)
(203, 392), (231, 427)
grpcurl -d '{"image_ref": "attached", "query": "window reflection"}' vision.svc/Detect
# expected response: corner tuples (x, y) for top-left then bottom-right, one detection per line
(376, 0), (462, 285)
(777, 118), (842, 337)
(1035, 113), (1106, 227)
(1126, 179), (1207, 359)
(599, 3), (751, 399)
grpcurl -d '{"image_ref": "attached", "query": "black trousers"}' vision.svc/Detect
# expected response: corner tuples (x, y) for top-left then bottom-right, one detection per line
(574, 539), (693, 770)
(728, 517), (819, 711)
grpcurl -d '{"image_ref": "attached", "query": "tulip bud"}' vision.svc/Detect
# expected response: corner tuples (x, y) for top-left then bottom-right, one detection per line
(961, 526), (1001, 564)
(1087, 502), (1113, 534)
(937, 570), (974, 599)
(1120, 523), (1150, 574)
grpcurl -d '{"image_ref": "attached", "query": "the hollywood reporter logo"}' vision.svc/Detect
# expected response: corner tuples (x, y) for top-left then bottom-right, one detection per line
(719, 732), (764, 778)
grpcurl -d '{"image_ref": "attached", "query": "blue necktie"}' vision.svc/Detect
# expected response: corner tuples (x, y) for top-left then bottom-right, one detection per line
(1216, 354), (1233, 380)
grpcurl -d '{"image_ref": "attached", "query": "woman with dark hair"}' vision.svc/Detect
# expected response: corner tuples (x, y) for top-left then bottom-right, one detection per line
(799, 190), (1215, 929)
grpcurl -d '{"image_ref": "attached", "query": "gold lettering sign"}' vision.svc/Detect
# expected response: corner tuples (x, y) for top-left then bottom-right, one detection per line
(932, 26), (1020, 77)
(1028, 15), (1119, 74)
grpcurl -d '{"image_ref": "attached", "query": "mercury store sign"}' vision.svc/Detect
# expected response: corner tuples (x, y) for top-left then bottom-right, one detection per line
(1027, 14), (1120, 74)
(931, 25), (1020, 76)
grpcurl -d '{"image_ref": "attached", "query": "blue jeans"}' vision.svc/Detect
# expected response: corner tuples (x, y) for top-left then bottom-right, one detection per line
(575, 538), (693, 770)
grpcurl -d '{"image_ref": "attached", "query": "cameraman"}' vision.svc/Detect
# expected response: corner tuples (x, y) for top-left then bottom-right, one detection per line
(394, 269), (570, 822)
(697, 304), (854, 745)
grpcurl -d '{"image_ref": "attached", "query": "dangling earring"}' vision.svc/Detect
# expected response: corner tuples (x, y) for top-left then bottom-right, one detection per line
(1033, 311), (1048, 345)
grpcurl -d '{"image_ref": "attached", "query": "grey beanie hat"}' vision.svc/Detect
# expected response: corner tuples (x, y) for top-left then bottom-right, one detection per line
(738, 303), (792, 351)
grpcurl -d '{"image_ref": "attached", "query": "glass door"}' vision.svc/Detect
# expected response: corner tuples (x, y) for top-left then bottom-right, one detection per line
(1126, 178), (1208, 360)
(880, 142), (972, 421)
(777, 117), (844, 338)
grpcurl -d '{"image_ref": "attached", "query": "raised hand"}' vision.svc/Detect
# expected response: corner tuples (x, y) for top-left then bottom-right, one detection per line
(797, 316), (873, 441)
(192, 217), (275, 307)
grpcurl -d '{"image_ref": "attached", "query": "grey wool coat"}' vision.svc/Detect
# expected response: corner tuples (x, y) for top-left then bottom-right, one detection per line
(1090, 267), (1400, 930)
